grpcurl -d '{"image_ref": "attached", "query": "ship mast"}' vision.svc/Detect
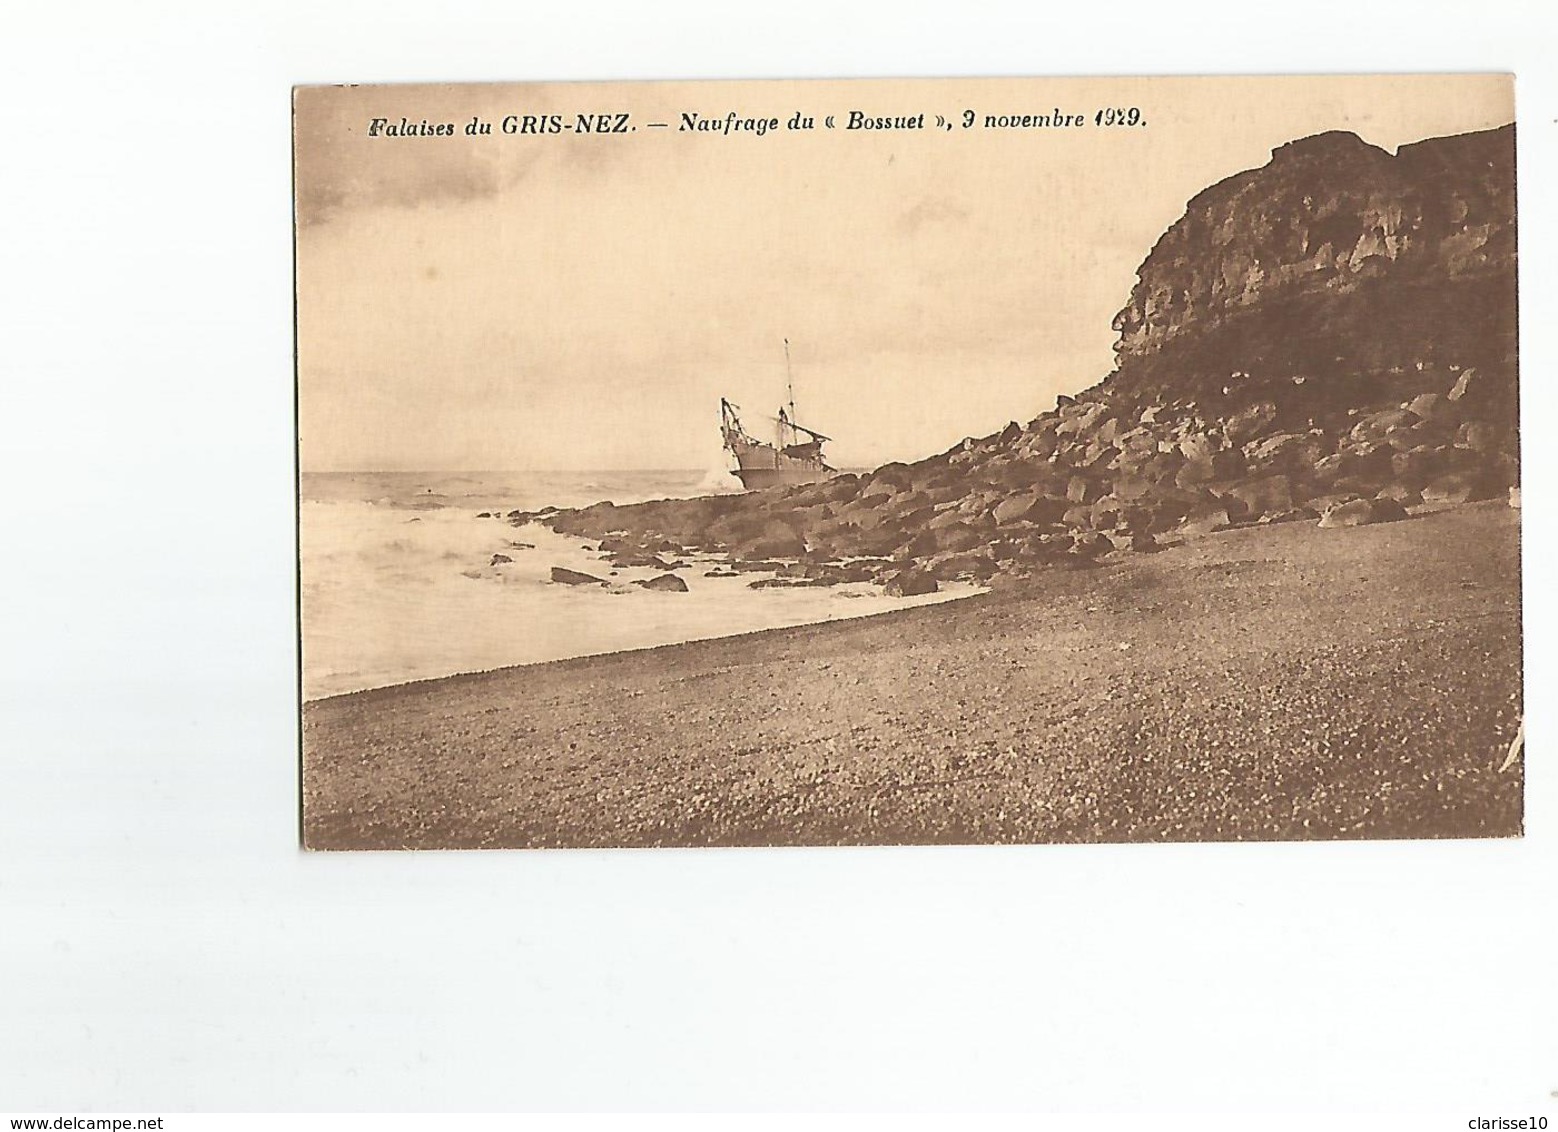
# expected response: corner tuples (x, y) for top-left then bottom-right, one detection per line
(783, 337), (797, 447)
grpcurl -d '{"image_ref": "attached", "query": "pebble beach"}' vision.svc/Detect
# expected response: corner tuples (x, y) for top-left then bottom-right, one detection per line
(302, 499), (1522, 850)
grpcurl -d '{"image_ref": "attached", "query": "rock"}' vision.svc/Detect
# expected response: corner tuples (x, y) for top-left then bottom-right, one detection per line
(1018, 430), (1060, 460)
(927, 552), (997, 580)
(1105, 530), (1161, 552)
(1350, 407), (1420, 444)
(1384, 425), (1426, 452)
(992, 492), (1068, 526)
(1069, 532), (1112, 558)
(1389, 445), (1452, 487)
(1422, 471), (1500, 506)
(1225, 400), (1279, 444)
(1376, 483), (1424, 507)
(551, 567), (607, 585)
(1106, 473), (1156, 502)
(1315, 443), (1393, 487)
(1112, 426), (1161, 462)
(636, 573), (689, 592)
(1455, 420), (1500, 453)
(1089, 495), (1126, 529)
(1446, 367), (1481, 402)
(1175, 448), (1245, 486)
(869, 462), (916, 491)
(1179, 433), (1220, 463)
(744, 531), (808, 558)
(1405, 392), (1452, 422)
(1081, 443), (1121, 472)
(883, 568), (938, 597)
(1066, 476), (1106, 505)
(1056, 401), (1108, 436)
(609, 551), (679, 570)
(1246, 430), (1329, 470)
(1317, 498), (1408, 529)
(1305, 492), (1362, 515)
(929, 523), (989, 554)
(1216, 474), (1293, 522)
(1308, 452), (1350, 485)
(1177, 502), (1231, 536)
(1257, 507), (1318, 525)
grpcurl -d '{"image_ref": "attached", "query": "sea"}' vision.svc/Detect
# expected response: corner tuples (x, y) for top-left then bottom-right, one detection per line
(299, 469), (981, 700)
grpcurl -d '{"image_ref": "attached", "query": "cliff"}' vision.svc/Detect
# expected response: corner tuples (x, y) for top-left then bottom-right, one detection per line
(1108, 125), (1517, 408)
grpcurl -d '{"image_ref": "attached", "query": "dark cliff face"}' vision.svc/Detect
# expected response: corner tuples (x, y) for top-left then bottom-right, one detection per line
(1107, 125), (1517, 407)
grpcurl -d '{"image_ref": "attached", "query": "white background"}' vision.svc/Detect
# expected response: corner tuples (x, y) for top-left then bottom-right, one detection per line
(2, 0), (1554, 1114)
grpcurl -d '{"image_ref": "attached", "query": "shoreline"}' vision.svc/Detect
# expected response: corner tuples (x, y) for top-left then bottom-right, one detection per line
(303, 500), (1522, 850)
(300, 505), (986, 701)
(302, 578), (989, 705)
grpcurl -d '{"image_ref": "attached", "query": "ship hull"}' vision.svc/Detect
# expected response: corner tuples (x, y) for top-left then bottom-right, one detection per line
(726, 437), (838, 490)
(732, 463), (835, 489)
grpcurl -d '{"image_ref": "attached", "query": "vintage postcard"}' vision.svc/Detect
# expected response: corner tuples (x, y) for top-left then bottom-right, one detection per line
(295, 74), (1520, 850)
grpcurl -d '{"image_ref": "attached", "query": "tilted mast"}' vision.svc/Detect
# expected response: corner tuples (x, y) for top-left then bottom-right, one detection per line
(784, 338), (798, 447)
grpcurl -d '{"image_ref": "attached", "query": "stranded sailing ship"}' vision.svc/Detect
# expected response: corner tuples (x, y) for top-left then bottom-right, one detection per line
(720, 340), (839, 490)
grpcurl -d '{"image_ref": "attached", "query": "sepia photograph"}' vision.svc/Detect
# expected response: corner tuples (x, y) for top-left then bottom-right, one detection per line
(10, 0), (1558, 1113)
(295, 73), (1521, 851)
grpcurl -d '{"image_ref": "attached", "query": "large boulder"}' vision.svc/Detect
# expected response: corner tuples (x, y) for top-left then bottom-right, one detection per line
(1455, 420), (1501, 453)
(1175, 448), (1246, 487)
(930, 523), (989, 554)
(1066, 476), (1106, 505)
(1216, 474), (1294, 522)
(1446, 367), (1483, 402)
(926, 551), (998, 581)
(1317, 498), (1408, 529)
(992, 492), (1068, 526)
(1245, 431), (1331, 471)
(1422, 471), (1501, 506)
(1376, 483), (1424, 507)
(1179, 503), (1231, 536)
(636, 573), (689, 592)
(1056, 401), (1108, 436)
(744, 530), (808, 558)
(551, 567), (607, 585)
(1405, 392), (1456, 424)
(1349, 407), (1420, 445)
(1389, 445), (1456, 487)
(883, 568), (938, 597)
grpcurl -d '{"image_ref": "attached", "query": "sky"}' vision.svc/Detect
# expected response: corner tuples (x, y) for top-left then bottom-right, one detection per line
(294, 74), (1513, 472)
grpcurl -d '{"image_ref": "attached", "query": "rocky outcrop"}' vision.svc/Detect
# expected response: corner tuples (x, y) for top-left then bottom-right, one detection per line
(523, 124), (1517, 590)
(1110, 126), (1516, 409)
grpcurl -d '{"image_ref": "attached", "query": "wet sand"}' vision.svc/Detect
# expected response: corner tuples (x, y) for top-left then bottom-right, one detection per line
(302, 501), (1522, 849)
